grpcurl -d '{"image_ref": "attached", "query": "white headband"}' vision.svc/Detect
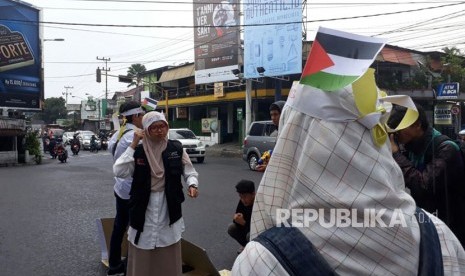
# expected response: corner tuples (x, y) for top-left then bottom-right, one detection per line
(121, 107), (144, 116)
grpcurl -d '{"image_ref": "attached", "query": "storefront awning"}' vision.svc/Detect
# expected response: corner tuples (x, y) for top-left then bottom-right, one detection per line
(158, 64), (195, 83)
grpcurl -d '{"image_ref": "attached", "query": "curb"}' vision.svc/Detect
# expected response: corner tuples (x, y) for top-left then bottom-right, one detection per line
(206, 146), (242, 158)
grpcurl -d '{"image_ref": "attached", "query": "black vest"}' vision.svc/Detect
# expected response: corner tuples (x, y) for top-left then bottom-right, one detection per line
(128, 140), (185, 244)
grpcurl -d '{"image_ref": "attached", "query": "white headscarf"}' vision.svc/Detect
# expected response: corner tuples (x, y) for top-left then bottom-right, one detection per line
(233, 82), (465, 275)
(141, 111), (168, 191)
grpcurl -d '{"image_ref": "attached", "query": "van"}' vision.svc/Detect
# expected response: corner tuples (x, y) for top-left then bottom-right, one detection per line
(242, 120), (277, 170)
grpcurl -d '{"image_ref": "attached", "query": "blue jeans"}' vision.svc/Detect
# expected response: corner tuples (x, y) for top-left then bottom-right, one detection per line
(108, 192), (129, 270)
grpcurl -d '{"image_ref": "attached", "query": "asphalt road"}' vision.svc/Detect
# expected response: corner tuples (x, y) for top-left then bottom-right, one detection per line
(0, 148), (263, 275)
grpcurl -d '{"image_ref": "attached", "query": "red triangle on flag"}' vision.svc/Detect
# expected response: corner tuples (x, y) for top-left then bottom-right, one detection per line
(302, 40), (334, 76)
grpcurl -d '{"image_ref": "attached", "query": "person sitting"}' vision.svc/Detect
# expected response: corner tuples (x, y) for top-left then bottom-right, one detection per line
(70, 133), (80, 146)
(90, 135), (98, 150)
(227, 180), (255, 254)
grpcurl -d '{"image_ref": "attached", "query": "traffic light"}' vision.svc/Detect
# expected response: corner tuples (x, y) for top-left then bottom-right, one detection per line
(118, 75), (133, 83)
(96, 68), (101, 83)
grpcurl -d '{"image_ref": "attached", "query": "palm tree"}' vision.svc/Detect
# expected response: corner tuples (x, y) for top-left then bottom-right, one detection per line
(127, 63), (147, 87)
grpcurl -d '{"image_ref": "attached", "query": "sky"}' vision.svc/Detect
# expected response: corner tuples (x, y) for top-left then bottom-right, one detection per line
(19, 0), (465, 104)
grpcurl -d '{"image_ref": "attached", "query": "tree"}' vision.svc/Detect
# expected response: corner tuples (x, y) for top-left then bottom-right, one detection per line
(441, 47), (465, 88)
(127, 63), (147, 87)
(38, 97), (67, 124)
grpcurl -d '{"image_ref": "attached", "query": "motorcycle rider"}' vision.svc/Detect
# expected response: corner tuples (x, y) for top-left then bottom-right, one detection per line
(90, 134), (99, 152)
(48, 136), (57, 158)
(70, 132), (81, 155)
(55, 138), (68, 162)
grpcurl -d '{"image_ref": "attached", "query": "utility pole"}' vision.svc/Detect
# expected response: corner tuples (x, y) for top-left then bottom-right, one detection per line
(96, 56), (110, 116)
(63, 86), (73, 105)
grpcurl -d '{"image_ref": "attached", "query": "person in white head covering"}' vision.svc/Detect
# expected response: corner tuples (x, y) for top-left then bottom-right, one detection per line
(113, 111), (199, 276)
(231, 76), (465, 275)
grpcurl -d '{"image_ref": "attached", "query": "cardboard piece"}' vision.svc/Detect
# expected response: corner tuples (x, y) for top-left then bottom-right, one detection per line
(96, 218), (128, 267)
(96, 218), (223, 276)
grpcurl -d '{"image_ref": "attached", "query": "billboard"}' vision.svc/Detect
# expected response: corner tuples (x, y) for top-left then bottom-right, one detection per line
(0, 0), (42, 110)
(80, 99), (102, 120)
(244, 0), (302, 79)
(193, 0), (240, 84)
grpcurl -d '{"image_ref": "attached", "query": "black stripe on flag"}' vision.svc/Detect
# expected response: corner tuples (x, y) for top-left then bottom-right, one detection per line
(316, 32), (383, 60)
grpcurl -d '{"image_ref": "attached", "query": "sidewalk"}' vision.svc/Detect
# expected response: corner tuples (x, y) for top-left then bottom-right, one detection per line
(206, 142), (243, 158)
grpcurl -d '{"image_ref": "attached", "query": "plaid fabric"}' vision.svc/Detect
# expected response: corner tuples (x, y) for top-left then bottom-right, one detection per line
(232, 101), (465, 275)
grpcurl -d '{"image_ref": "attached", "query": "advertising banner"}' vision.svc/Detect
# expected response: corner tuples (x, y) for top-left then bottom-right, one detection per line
(193, 0), (240, 84)
(244, 0), (302, 79)
(434, 104), (453, 125)
(202, 118), (218, 133)
(0, 0), (42, 109)
(80, 99), (101, 120)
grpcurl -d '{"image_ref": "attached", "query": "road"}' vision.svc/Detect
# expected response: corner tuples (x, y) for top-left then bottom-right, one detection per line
(0, 148), (263, 275)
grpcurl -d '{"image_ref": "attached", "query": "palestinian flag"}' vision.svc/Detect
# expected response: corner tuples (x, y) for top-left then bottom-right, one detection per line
(300, 27), (387, 91)
(142, 97), (158, 111)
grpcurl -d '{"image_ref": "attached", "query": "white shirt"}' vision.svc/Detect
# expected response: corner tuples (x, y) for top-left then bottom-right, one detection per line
(113, 146), (199, 249)
(108, 124), (136, 200)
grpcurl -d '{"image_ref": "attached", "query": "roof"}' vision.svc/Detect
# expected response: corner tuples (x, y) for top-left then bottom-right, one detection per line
(158, 63), (195, 83)
(380, 47), (416, 66)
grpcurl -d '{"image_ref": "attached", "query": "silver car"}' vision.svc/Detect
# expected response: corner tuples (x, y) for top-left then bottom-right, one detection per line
(242, 120), (277, 170)
(169, 128), (206, 163)
(76, 130), (100, 150)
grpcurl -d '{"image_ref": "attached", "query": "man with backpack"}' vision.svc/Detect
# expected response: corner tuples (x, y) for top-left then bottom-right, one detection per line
(388, 104), (465, 246)
(106, 101), (145, 276)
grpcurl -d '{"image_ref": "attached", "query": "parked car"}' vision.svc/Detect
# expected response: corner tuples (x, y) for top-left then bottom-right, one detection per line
(47, 128), (64, 139)
(62, 132), (75, 145)
(242, 120), (277, 170)
(169, 128), (206, 163)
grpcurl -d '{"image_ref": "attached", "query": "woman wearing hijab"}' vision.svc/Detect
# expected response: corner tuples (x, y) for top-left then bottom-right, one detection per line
(113, 111), (199, 276)
(232, 80), (465, 275)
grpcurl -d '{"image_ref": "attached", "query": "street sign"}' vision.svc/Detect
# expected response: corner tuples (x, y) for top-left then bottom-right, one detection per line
(436, 82), (459, 100)
(451, 106), (460, 115)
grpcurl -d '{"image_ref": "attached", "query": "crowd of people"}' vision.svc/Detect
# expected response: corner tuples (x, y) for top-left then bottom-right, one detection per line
(103, 96), (465, 276)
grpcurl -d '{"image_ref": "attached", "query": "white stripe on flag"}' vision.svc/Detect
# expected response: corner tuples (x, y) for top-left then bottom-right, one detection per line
(322, 54), (375, 76)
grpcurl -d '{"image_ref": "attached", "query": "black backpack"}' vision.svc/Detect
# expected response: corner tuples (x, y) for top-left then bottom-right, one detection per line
(433, 135), (465, 169)
(111, 129), (133, 156)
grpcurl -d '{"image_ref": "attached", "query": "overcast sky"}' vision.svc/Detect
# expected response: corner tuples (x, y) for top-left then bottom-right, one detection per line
(21, 0), (465, 104)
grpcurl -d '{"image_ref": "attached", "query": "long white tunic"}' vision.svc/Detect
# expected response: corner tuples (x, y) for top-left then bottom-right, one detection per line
(113, 146), (198, 249)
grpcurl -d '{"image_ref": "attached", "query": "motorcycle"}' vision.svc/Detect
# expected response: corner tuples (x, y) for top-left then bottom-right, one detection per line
(70, 138), (81, 155)
(71, 142), (80, 155)
(90, 138), (100, 153)
(100, 138), (108, 150)
(56, 143), (68, 163)
(49, 138), (57, 159)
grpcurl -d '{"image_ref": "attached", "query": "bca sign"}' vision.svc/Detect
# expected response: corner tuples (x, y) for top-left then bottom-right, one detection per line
(436, 82), (459, 99)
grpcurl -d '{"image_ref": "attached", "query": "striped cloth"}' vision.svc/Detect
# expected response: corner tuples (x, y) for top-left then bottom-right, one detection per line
(232, 84), (465, 275)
